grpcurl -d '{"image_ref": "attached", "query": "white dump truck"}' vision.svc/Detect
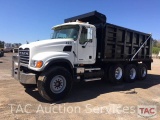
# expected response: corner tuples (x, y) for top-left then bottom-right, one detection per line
(12, 11), (153, 101)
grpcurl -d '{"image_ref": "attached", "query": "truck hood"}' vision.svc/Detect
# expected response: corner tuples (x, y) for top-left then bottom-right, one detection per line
(19, 39), (74, 65)
(19, 39), (73, 49)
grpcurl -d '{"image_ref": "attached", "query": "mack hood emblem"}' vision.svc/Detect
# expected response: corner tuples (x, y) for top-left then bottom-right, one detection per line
(19, 51), (29, 56)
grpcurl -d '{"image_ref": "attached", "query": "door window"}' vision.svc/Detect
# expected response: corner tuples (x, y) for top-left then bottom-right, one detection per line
(79, 27), (88, 44)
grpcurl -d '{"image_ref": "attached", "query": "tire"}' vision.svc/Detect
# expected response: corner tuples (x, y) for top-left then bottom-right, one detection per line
(108, 64), (124, 84)
(21, 83), (37, 88)
(37, 67), (73, 101)
(124, 64), (137, 83)
(137, 63), (147, 80)
(102, 65), (110, 82)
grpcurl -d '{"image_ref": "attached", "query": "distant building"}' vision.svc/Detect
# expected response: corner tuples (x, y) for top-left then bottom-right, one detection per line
(4, 43), (21, 52)
(4, 43), (13, 52)
(12, 43), (21, 48)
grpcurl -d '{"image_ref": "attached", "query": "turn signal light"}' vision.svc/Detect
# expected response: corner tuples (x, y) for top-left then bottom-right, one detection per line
(36, 61), (43, 68)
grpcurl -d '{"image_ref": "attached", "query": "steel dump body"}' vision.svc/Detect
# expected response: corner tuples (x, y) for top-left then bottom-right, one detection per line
(65, 11), (152, 63)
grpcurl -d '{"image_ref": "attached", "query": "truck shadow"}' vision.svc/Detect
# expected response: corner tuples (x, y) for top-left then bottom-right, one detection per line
(25, 88), (52, 103)
(25, 74), (160, 103)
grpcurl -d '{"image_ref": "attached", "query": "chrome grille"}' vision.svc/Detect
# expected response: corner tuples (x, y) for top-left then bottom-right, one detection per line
(19, 48), (30, 64)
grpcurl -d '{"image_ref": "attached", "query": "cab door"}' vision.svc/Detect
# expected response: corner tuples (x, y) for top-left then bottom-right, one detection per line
(77, 26), (94, 64)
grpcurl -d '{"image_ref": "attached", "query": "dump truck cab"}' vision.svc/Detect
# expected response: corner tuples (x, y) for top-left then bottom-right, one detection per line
(18, 21), (96, 72)
(51, 21), (97, 65)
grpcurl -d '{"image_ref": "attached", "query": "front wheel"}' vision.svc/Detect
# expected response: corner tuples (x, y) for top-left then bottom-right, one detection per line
(37, 67), (73, 101)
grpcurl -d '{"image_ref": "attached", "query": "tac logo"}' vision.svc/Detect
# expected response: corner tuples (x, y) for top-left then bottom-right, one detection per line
(137, 105), (157, 118)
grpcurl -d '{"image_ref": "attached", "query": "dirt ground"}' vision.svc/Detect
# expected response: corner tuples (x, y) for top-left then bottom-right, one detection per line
(0, 53), (160, 120)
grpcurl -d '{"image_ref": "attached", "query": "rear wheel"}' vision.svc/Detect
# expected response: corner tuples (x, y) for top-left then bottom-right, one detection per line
(37, 67), (73, 101)
(108, 64), (124, 84)
(137, 63), (147, 80)
(124, 64), (137, 83)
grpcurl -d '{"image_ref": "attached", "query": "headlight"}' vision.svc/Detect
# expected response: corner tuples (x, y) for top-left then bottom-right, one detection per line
(31, 60), (43, 68)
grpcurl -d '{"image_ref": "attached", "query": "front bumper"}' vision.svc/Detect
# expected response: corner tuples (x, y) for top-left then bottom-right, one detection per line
(12, 56), (36, 84)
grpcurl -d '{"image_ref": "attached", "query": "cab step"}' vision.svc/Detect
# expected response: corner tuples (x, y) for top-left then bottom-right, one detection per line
(84, 78), (101, 82)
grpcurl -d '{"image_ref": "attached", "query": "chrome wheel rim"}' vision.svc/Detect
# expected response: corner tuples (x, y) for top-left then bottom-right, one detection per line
(130, 68), (136, 80)
(115, 67), (122, 80)
(50, 75), (66, 94)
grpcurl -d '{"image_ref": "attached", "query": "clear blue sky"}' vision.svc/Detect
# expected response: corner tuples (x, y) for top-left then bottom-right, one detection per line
(0, 0), (160, 44)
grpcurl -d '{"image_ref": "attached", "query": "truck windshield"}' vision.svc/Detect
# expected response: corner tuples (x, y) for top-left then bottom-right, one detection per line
(52, 25), (79, 40)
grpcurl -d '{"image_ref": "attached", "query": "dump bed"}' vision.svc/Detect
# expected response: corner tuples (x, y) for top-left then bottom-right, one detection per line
(101, 23), (152, 61)
(65, 11), (152, 62)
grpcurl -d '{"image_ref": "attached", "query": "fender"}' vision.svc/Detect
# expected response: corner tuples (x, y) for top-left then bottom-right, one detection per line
(42, 58), (74, 75)
(29, 51), (74, 71)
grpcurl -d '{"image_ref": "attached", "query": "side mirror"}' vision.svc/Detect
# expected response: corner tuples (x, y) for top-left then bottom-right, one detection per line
(87, 28), (93, 40)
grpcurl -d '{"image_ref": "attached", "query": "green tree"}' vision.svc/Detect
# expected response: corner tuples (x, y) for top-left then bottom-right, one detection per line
(0, 40), (5, 48)
(152, 39), (158, 47)
(152, 47), (160, 54)
(156, 41), (160, 48)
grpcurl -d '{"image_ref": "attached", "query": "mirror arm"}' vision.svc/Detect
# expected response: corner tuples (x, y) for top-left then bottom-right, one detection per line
(82, 41), (89, 48)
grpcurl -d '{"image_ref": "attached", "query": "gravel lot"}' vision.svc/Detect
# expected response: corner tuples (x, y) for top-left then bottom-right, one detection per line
(0, 53), (160, 120)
